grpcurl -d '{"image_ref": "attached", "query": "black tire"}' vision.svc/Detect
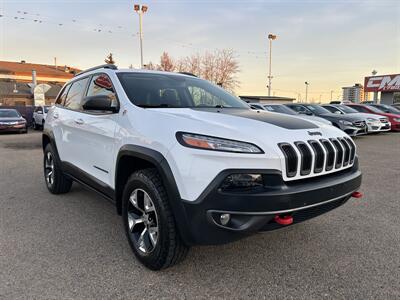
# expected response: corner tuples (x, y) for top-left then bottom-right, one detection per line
(33, 120), (37, 130)
(122, 168), (189, 270)
(43, 144), (72, 194)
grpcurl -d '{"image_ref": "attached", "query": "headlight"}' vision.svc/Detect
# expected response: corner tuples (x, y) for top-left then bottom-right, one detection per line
(17, 120), (26, 124)
(176, 132), (263, 153)
(393, 118), (400, 122)
(339, 120), (353, 126)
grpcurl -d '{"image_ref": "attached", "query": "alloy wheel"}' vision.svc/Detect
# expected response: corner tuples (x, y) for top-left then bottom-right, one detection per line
(127, 188), (159, 254)
(44, 152), (55, 186)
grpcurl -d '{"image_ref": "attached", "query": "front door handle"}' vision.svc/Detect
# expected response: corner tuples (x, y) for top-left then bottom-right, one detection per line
(74, 118), (84, 125)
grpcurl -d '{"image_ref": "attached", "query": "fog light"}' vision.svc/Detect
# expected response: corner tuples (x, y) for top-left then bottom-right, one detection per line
(220, 174), (263, 191)
(220, 213), (231, 226)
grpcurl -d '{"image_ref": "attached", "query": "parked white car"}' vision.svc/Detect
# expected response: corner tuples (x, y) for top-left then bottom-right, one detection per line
(43, 64), (362, 270)
(322, 104), (391, 133)
(33, 105), (50, 130)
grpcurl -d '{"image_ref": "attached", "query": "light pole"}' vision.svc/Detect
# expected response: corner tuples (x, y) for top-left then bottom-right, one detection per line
(305, 81), (309, 103)
(134, 4), (148, 68)
(267, 33), (277, 97)
(330, 90), (334, 101)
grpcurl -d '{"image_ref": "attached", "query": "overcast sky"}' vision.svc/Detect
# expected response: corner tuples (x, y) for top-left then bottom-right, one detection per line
(0, 0), (399, 101)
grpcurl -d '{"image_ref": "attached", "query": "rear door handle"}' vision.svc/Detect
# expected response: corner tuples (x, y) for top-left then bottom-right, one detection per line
(74, 118), (84, 125)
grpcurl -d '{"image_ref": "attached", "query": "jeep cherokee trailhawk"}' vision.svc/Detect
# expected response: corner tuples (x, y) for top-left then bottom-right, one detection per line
(43, 64), (362, 270)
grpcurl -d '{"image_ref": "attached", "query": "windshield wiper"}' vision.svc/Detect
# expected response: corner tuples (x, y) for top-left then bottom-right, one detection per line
(137, 104), (172, 108)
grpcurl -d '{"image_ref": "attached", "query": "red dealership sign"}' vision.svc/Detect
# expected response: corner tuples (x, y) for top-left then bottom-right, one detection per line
(364, 74), (400, 92)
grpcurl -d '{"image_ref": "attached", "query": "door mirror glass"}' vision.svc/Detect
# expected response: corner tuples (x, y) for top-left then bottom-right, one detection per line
(82, 95), (118, 112)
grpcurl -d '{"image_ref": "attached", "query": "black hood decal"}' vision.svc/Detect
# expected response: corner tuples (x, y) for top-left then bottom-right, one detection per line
(191, 108), (319, 130)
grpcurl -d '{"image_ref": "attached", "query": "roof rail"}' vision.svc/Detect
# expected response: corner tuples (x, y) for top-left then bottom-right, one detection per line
(75, 64), (117, 76)
(178, 72), (197, 77)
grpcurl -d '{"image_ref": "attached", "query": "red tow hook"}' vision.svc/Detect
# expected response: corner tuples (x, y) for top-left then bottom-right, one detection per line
(274, 215), (293, 226)
(351, 191), (363, 198)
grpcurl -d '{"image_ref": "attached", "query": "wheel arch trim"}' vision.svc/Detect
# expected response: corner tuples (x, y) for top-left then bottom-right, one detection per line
(116, 145), (193, 245)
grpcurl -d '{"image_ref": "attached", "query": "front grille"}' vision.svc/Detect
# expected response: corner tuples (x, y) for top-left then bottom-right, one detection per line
(353, 121), (366, 128)
(279, 137), (355, 179)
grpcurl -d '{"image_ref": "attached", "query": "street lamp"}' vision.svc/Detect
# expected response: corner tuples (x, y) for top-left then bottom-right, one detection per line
(134, 4), (148, 68)
(267, 33), (277, 97)
(305, 81), (309, 103)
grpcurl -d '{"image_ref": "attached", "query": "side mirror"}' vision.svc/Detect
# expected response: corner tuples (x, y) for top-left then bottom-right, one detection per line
(82, 95), (118, 112)
(334, 111), (342, 114)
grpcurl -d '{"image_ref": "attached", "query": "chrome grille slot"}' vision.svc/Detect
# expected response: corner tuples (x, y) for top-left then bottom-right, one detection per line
(278, 143), (298, 178)
(338, 138), (350, 166)
(330, 138), (343, 169)
(294, 142), (312, 175)
(308, 140), (324, 173)
(320, 139), (335, 171)
(344, 137), (356, 164)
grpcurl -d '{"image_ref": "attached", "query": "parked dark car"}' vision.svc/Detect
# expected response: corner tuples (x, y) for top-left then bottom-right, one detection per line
(285, 104), (367, 136)
(0, 109), (28, 134)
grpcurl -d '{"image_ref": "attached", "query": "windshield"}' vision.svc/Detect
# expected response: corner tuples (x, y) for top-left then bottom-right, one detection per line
(373, 104), (400, 114)
(0, 109), (20, 118)
(336, 105), (358, 113)
(117, 72), (249, 109)
(304, 105), (331, 114)
(264, 105), (297, 115)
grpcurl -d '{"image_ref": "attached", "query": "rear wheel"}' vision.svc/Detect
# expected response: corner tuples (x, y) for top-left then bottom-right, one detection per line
(32, 120), (37, 130)
(122, 169), (189, 270)
(43, 144), (72, 194)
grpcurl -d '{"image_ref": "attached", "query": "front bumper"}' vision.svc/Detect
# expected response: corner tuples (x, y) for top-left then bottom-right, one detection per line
(0, 124), (27, 132)
(340, 124), (367, 136)
(180, 159), (362, 245)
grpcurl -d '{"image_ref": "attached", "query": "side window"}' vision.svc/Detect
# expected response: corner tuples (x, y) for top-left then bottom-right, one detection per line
(324, 106), (336, 113)
(351, 106), (364, 112)
(86, 74), (118, 107)
(64, 77), (89, 111)
(291, 105), (307, 113)
(56, 84), (71, 106)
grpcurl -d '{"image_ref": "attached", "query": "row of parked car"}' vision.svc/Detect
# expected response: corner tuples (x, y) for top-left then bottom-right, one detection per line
(0, 105), (49, 134)
(248, 102), (400, 136)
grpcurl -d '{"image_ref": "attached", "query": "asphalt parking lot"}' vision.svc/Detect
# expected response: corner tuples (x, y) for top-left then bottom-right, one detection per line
(0, 131), (399, 299)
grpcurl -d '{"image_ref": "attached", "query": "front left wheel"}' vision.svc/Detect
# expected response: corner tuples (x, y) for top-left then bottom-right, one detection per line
(43, 144), (72, 194)
(122, 169), (189, 270)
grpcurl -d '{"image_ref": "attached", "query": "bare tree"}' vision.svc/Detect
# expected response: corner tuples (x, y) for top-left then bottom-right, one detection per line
(146, 49), (240, 92)
(143, 61), (156, 70)
(214, 49), (240, 91)
(104, 53), (115, 64)
(157, 52), (175, 72)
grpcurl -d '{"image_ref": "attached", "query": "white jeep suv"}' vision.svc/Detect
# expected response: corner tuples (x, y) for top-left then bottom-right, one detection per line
(33, 105), (50, 130)
(43, 64), (362, 270)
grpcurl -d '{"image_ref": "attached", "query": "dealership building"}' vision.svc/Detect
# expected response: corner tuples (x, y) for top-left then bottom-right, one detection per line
(364, 73), (400, 104)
